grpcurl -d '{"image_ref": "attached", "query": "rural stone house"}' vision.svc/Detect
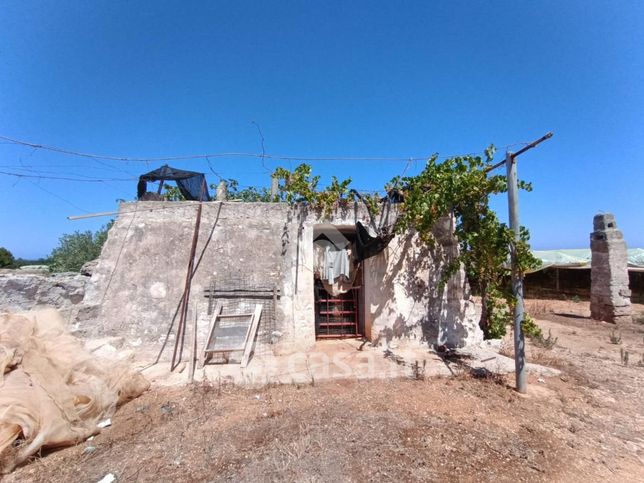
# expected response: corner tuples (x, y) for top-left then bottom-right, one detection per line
(76, 198), (483, 361)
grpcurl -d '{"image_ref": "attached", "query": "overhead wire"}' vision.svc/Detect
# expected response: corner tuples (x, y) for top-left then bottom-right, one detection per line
(0, 170), (136, 182)
(1, 165), (136, 180)
(0, 163), (134, 173)
(0, 134), (433, 163)
(205, 156), (223, 181)
(26, 179), (91, 214)
(251, 120), (272, 174)
(0, 133), (541, 167)
(0, 134), (548, 215)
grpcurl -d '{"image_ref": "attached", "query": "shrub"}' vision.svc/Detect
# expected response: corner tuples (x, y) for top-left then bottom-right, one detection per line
(531, 329), (558, 349)
(49, 222), (113, 272)
(0, 247), (15, 268)
(522, 314), (543, 339)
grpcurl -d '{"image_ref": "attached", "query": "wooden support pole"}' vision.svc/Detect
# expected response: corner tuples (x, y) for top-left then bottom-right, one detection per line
(506, 151), (527, 393)
(171, 202), (203, 370)
(188, 301), (198, 383)
(555, 267), (560, 292)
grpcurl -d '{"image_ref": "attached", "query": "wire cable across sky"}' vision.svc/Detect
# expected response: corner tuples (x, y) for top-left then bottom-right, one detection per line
(0, 170), (136, 182)
(0, 134), (433, 163)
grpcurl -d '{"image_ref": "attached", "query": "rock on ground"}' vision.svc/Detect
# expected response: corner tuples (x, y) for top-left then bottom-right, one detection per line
(0, 271), (87, 319)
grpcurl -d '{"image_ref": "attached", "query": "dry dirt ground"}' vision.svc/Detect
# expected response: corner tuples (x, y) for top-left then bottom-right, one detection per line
(5, 300), (644, 483)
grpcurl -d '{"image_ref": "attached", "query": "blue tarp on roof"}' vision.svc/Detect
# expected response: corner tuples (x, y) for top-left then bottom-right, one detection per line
(137, 165), (210, 201)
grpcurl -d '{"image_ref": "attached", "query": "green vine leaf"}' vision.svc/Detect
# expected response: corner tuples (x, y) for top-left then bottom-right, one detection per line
(393, 148), (538, 339)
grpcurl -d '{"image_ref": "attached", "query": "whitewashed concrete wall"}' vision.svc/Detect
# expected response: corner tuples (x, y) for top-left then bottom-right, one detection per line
(362, 217), (481, 349)
(78, 201), (481, 357)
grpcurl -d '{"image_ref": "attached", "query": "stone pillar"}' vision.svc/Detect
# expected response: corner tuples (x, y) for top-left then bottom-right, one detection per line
(590, 213), (631, 323)
(270, 175), (279, 199)
(216, 180), (227, 201)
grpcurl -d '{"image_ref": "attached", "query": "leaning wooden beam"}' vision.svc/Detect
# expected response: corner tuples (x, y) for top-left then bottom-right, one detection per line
(201, 302), (223, 367)
(171, 201), (203, 370)
(204, 288), (281, 294)
(188, 301), (198, 383)
(203, 292), (279, 300)
(240, 304), (263, 368)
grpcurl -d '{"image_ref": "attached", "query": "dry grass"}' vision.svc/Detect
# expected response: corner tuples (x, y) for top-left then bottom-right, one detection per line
(525, 298), (550, 316)
(531, 329), (559, 349)
(7, 370), (643, 482)
(5, 299), (644, 482)
(609, 329), (623, 345)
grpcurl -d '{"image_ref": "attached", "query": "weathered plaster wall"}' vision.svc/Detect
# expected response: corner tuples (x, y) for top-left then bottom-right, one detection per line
(79, 202), (287, 350)
(363, 216), (481, 349)
(77, 201), (481, 357)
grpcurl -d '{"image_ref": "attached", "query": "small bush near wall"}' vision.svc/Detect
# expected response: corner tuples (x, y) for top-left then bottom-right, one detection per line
(49, 222), (113, 272)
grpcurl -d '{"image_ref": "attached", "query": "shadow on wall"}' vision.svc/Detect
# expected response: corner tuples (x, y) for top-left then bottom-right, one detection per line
(369, 234), (434, 346)
(369, 222), (474, 349)
(428, 218), (476, 348)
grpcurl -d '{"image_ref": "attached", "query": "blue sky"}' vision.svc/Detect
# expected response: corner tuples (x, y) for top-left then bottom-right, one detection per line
(0, 1), (642, 258)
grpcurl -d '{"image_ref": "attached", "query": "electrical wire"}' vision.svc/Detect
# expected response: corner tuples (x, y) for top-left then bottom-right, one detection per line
(26, 180), (91, 213)
(1, 165), (138, 180)
(0, 170), (136, 182)
(0, 134), (432, 163)
(0, 163), (135, 173)
(0, 133), (543, 166)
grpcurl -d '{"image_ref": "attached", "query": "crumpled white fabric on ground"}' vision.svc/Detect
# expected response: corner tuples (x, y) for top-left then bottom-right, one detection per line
(0, 308), (149, 474)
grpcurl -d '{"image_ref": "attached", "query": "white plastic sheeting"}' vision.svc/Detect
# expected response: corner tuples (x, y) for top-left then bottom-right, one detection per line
(531, 248), (644, 270)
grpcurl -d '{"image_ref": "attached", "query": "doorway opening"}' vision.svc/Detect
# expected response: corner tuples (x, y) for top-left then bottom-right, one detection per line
(313, 225), (364, 339)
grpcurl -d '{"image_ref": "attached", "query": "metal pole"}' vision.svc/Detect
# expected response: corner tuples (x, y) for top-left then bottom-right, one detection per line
(68, 210), (121, 220)
(486, 132), (553, 173)
(506, 151), (527, 393)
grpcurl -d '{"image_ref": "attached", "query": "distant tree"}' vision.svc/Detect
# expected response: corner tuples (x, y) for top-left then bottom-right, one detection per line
(94, 221), (113, 247)
(13, 257), (51, 267)
(49, 221), (113, 272)
(0, 247), (15, 268)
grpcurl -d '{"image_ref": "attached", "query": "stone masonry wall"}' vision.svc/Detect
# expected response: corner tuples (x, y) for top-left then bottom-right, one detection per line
(0, 270), (87, 322)
(590, 213), (632, 323)
(77, 201), (482, 358)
